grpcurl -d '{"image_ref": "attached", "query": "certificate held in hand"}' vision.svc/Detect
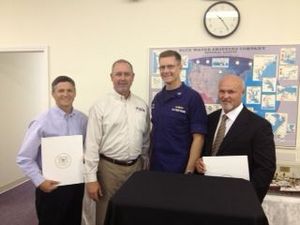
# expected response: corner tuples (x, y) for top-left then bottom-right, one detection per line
(41, 135), (84, 186)
(203, 155), (250, 181)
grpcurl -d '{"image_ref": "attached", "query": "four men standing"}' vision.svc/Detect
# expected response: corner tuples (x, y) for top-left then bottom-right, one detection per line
(17, 51), (276, 225)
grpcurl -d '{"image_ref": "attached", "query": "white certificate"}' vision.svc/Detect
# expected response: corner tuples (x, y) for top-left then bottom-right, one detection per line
(203, 155), (249, 181)
(41, 135), (84, 186)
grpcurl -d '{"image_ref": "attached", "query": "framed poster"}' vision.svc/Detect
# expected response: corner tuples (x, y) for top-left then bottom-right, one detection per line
(149, 45), (300, 147)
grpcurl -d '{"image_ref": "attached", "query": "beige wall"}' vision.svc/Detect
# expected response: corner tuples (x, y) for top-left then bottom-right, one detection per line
(0, 49), (48, 190)
(0, 0), (300, 188)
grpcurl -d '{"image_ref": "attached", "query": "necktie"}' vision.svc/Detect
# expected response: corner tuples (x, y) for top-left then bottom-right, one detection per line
(211, 114), (228, 156)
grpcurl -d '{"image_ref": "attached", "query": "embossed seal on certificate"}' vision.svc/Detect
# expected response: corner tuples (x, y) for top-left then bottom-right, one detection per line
(55, 153), (72, 169)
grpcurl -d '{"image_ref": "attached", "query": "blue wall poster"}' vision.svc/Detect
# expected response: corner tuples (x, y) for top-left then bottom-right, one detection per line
(149, 45), (300, 147)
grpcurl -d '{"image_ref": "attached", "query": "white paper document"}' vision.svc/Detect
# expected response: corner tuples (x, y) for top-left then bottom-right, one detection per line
(41, 135), (84, 186)
(203, 155), (249, 180)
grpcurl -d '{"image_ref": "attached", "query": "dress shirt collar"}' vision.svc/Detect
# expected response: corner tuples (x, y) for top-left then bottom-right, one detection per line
(221, 103), (243, 122)
(111, 89), (131, 101)
(53, 106), (76, 118)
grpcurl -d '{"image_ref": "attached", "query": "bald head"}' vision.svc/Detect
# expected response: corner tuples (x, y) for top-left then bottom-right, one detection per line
(218, 75), (245, 113)
(219, 75), (245, 92)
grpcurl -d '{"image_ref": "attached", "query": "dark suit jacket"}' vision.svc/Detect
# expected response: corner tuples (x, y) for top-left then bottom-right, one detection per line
(202, 106), (276, 202)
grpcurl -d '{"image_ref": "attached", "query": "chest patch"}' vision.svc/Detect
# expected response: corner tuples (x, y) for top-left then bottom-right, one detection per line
(171, 105), (186, 114)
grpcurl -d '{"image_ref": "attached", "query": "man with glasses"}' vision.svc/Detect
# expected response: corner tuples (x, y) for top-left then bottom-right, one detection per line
(150, 50), (207, 174)
(84, 59), (150, 225)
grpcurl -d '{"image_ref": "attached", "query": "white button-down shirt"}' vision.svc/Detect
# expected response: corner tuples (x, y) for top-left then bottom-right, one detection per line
(84, 91), (150, 182)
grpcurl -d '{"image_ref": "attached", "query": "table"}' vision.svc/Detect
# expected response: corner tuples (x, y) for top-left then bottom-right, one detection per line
(105, 171), (268, 225)
(262, 193), (300, 225)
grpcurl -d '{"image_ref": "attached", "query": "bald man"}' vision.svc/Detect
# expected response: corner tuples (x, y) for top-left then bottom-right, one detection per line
(196, 75), (276, 203)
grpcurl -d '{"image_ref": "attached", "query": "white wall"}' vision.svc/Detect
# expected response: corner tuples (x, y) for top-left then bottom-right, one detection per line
(0, 0), (299, 187)
(0, 49), (48, 189)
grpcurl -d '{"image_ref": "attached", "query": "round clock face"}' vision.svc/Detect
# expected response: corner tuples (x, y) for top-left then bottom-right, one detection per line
(204, 1), (240, 38)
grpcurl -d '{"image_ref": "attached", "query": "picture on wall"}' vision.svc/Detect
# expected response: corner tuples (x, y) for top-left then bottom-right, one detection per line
(149, 45), (300, 147)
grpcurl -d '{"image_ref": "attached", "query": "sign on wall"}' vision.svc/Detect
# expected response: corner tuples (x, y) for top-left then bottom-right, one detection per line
(149, 45), (300, 147)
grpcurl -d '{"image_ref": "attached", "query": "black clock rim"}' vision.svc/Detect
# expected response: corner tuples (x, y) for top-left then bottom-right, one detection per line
(203, 0), (241, 38)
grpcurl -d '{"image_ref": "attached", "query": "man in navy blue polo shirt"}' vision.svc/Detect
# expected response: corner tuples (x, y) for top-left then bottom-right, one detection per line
(150, 50), (207, 174)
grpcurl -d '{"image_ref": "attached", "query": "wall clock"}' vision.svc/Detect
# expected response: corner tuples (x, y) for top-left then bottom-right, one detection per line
(204, 1), (240, 38)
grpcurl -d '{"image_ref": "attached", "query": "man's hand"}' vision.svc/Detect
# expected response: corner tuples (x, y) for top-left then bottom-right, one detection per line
(38, 180), (59, 193)
(86, 181), (103, 201)
(195, 158), (206, 174)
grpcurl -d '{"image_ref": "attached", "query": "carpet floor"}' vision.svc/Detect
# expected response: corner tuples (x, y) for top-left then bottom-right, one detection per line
(0, 181), (38, 225)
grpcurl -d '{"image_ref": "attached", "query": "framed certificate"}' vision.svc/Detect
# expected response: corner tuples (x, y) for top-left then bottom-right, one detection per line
(41, 135), (84, 186)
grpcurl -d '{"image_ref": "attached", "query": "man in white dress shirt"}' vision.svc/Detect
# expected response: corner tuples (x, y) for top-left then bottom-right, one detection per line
(84, 59), (150, 225)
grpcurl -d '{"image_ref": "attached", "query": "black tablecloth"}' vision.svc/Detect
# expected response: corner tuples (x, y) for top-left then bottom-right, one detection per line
(105, 171), (268, 225)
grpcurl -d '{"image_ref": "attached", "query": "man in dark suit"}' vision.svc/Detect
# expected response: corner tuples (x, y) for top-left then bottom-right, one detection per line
(196, 74), (276, 203)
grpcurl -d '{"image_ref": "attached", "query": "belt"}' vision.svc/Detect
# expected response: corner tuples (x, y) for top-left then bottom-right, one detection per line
(100, 154), (140, 166)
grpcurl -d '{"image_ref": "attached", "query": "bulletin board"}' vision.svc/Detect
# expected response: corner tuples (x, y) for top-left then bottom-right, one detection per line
(149, 45), (300, 148)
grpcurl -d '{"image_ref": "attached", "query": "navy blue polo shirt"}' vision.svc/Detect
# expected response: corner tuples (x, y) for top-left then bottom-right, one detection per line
(150, 83), (207, 173)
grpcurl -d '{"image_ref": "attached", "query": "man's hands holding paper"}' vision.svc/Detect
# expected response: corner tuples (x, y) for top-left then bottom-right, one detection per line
(196, 156), (250, 180)
(195, 158), (206, 174)
(38, 179), (59, 192)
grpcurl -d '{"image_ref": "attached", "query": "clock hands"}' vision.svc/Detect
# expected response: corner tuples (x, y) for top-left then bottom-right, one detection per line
(217, 15), (229, 31)
(204, 1), (240, 37)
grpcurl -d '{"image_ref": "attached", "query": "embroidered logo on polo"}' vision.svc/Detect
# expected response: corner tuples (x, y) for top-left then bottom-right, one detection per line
(171, 105), (186, 114)
(136, 106), (145, 112)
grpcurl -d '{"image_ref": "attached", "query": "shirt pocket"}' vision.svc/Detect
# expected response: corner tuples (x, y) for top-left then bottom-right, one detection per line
(134, 111), (147, 133)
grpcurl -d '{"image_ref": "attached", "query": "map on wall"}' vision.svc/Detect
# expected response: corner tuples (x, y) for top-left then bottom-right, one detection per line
(149, 45), (300, 147)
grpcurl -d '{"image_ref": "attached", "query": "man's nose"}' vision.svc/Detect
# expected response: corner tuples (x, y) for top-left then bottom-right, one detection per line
(120, 74), (126, 80)
(221, 92), (229, 99)
(160, 67), (167, 72)
(62, 91), (69, 96)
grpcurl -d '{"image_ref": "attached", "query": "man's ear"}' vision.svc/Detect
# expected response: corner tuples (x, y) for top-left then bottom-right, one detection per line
(179, 63), (183, 71)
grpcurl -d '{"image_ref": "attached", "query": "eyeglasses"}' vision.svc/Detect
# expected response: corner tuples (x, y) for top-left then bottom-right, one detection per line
(159, 64), (177, 71)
